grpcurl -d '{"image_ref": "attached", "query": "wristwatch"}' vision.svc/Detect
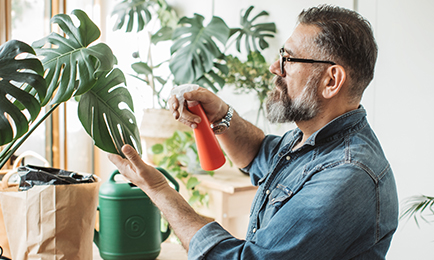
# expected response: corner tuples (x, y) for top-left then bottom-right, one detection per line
(211, 105), (234, 135)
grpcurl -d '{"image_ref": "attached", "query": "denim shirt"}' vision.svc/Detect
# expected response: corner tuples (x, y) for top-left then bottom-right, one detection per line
(188, 107), (398, 260)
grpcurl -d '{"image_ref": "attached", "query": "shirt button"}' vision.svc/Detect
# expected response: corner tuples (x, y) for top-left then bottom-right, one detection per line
(286, 155), (291, 161)
(266, 190), (270, 195)
(252, 228), (257, 233)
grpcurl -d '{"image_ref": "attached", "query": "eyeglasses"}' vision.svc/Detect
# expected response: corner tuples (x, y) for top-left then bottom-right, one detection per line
(279, 48), (336, 74)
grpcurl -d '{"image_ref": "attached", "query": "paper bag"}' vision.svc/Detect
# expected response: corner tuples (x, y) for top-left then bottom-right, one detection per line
(0, 185), (12, 258)
(0, 178), (100, 260)
(0, 150), (49, 259)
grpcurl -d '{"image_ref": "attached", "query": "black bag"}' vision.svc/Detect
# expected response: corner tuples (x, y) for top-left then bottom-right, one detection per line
(17, 165), (96, 191)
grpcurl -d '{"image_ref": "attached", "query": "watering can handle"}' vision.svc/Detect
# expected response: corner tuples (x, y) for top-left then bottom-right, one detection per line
(155, 167), (179, 192)
(108, 168), (179, 192)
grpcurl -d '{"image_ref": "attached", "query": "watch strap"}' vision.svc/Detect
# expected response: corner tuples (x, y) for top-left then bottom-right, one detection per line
(211, 105), (234, 134)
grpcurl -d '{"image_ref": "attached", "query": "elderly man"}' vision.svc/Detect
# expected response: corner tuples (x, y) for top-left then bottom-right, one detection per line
(109, 4), (398, 259)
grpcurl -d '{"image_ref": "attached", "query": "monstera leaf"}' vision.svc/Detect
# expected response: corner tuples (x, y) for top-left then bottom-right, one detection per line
(111, 0), (156, 32)
(32, 9), (116, 106)
(0, 40), (46, 146)
(169, 14), (230, 89)
(0, 9), (140, 168)
(78, 68), (142, 157)
(230, 6), (276, 53)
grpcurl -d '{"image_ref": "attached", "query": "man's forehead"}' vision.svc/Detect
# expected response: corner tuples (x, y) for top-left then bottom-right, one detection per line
(283, 24), (320, 57)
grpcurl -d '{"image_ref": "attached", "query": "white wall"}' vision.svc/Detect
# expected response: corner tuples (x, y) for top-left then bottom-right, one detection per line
(359, 0), (434, 259)
(101, 0), (434, 258)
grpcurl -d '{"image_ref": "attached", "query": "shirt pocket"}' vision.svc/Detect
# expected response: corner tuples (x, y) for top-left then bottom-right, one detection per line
(261, 183), (294, 225)
(269, 183), (293, 207)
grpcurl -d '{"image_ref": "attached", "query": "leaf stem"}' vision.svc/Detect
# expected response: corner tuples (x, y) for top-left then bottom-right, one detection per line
(0, 103), (60, 169)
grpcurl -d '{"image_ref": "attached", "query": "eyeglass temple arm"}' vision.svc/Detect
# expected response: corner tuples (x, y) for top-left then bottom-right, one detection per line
(286, 57), (336, 65)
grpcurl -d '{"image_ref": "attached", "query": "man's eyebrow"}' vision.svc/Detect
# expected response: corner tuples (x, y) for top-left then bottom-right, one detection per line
(283, 47), (295, 57)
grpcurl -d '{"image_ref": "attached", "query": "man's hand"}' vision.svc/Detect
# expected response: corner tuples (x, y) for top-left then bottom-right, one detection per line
(108, 144), (169, 197)
(108, 144), (209, 251)
(169, 87), (228, 129)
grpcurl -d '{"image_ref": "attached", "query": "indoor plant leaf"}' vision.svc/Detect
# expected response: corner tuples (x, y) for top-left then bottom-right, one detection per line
(169, 14), (230, 86)
(231, 6), (276, 53)
(0, 40), (46, 146)
(78, 68), (142, 157)
(151, 26), (174, 44)
(111, 0), (156, 33)
(32, 9), (116, 106)
(132, 61), (153, 75)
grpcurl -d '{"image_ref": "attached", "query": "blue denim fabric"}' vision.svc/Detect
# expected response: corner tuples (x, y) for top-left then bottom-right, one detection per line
(188, 106), (398, 260)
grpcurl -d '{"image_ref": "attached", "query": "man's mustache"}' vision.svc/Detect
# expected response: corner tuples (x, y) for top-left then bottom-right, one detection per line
(273, 76), (287, 91)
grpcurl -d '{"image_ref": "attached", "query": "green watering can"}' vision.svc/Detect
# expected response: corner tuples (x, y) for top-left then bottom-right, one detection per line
(94, 168), (179, 260)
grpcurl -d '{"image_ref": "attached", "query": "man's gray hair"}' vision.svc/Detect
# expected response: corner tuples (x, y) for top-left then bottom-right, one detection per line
(298, 5), (378, 100)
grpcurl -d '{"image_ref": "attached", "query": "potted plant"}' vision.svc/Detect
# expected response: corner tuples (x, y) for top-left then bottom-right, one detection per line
(0, 9), (141, 169)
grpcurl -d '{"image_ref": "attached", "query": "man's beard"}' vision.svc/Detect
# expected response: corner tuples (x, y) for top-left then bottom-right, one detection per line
(265, 71), (323, 124)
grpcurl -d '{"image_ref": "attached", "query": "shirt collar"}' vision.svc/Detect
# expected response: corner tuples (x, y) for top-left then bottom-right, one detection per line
(295, 106), (367, 148)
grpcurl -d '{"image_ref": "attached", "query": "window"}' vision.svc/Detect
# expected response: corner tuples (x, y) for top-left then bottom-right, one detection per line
(1, 0), (104, 174)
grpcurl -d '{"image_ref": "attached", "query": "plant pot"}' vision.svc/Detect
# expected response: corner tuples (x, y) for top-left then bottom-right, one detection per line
(140, 108), (191, 162)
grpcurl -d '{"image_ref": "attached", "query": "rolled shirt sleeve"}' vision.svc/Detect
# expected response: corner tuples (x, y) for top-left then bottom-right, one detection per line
(188, 164), (395, 259)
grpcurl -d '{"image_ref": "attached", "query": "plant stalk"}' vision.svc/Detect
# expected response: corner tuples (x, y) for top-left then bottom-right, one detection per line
(0, 103), (61, 169)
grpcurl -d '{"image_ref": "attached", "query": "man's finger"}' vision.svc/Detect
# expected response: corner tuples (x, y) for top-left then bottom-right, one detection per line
(107, 153), (124, 166)
(121, 144), (148, 169)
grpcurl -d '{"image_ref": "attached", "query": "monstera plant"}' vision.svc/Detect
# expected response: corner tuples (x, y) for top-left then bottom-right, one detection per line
(111, 0), (276, 107)
(0, 9), (142, 169)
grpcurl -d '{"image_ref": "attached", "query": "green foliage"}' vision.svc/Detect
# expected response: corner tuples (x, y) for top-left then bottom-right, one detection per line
(111, 0), (178, 34)
(400, 195), (434, 227)
(111, 2), (276, 109)
(229, 6), (277, 53)
(0, 9), (141, 168)
(0, 40), (46, 146)
(169, 14), (230, 92)
(33, 10), (116, 106)
(78, 69), (142, 156)
(111, 0), (156, 32)
(220, 51), (274, 124)
(112, 0), (178, 109)
(150, 130), (213, 206)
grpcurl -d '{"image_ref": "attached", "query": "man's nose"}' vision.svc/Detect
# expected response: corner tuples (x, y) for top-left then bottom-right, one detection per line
(269, 59), (285, 77)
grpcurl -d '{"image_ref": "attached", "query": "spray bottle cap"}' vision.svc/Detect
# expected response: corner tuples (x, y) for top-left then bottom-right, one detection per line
(170, 84), (200, 119)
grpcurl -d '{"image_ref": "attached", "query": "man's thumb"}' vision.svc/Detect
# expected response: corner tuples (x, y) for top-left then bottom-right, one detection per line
(121, 145), (143, 166)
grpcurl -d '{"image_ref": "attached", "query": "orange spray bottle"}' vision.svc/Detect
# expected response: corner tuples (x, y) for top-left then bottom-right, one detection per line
(171, 84), (226, 171)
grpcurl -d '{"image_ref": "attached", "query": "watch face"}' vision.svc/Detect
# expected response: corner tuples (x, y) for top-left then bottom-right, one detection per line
(212, 124), (227, 134)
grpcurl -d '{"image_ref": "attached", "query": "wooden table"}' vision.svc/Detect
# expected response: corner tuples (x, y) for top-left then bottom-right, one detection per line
(93, 242), (187, 260)
(189, 164), (258, 239)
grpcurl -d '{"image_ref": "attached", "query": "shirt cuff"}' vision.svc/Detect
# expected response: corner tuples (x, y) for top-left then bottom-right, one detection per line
(188, 221), (233, 259)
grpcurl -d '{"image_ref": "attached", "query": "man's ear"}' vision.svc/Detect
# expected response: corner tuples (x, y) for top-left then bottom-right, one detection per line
(321, 65), (346, 99)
